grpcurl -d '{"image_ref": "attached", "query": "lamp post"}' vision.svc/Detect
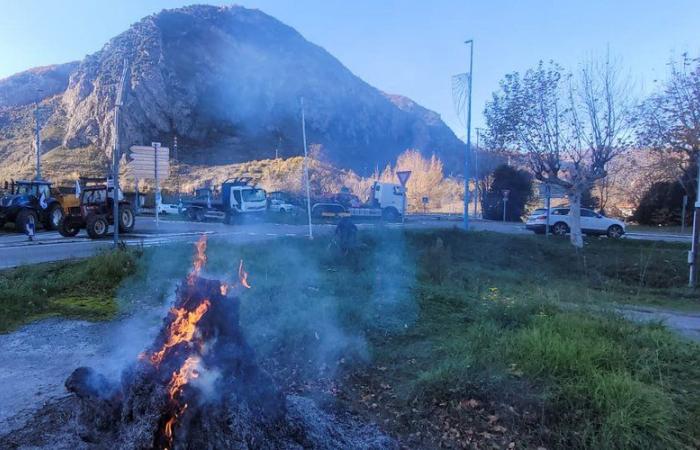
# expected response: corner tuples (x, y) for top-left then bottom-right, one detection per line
(300, 97), (313, 239)
(463, 39), (474, 231)
(34, 89), (43, 180)
(474, 127), (484, 218)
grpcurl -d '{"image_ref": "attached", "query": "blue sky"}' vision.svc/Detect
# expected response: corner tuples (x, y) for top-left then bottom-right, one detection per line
(1, 0), (698, 137)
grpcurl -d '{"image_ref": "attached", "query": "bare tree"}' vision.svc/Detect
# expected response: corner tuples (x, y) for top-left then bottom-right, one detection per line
(636, 53), (700, 197)
(485, 56), (632, 247)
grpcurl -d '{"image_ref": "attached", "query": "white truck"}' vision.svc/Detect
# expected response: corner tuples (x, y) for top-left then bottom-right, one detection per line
(182, 178), (267, 224)
(311, 181), (405, 221)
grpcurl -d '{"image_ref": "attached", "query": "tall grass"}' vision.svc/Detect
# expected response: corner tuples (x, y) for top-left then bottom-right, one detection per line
(0, 249), (138, 332)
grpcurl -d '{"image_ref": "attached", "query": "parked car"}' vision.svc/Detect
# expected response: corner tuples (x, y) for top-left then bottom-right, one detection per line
(526, 207), (625, 238)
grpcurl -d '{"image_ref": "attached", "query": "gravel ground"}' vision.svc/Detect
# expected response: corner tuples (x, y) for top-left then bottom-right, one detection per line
(0, 304), (166, 436)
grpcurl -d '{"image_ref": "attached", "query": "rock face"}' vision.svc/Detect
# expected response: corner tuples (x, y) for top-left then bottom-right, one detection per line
(0, 5), (463, 179)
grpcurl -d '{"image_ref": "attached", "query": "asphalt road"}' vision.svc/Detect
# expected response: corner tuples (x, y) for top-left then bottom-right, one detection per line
(0, 215), (691, 269)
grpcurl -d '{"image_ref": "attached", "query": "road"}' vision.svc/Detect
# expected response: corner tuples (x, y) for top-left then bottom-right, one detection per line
(0, 215), (691, 269)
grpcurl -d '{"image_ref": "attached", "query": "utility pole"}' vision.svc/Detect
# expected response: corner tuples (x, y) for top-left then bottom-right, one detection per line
(174, 135), (181, 212)
(463, 39), (474, 231)
(300, 97), (313, 239)
(474, 127), (483, 218)
(34, 91), (43, 180)
(112, 59), (129, 247)
(689, 155), (700, 288)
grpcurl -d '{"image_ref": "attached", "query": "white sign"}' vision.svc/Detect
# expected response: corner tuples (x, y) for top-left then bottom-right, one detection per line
(126, 145), (170, 180)
(538, 182), (566, 199)
(396, 171), (412, 187)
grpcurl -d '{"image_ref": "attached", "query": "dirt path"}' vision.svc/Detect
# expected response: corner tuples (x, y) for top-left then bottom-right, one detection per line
(616, 305), (700, 341)
(0, 305), (166, 435)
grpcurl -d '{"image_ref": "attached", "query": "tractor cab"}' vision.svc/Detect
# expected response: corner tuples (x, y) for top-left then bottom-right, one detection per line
(0, 179), (63, 232)
(58, 177), (135, 239)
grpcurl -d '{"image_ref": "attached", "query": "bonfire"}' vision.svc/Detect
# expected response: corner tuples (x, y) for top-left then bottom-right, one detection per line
(64, 235), (396, 449)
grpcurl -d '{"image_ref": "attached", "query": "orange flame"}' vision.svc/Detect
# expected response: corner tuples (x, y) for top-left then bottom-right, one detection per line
(238, 259), (251, 289)
(150, 300), (210, 366)
(187, 234), (208, 285)
(167, 356), (200, 399)
(162, 356), (199, 447)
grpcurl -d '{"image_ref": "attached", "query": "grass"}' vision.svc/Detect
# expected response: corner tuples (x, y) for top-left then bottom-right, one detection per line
(225, 229), (700, 449)
(627, 224), (692, 235)
(0, 248), (138, 332)
(1, 228), (699, 448)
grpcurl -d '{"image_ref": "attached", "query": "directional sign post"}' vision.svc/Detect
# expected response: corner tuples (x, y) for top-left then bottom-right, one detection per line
(396, 171), (412, 224)
(126, 144), (170, 229)
(502, 189), (510, 222)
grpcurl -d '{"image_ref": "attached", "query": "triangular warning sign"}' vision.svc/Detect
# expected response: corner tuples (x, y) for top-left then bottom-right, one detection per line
(396, 171), (412, 187)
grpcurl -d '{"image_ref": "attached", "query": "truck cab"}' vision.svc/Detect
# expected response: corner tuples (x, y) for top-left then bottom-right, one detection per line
(368, 181), (405, 219)
(183, 177), (267, 223)
(222, 179), (267, 214)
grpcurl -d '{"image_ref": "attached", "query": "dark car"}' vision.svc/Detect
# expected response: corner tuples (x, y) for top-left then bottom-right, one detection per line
(0, 180), (63, 232)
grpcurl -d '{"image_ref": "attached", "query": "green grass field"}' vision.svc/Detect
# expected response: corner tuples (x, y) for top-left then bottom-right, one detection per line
(1, 229), (699, 448)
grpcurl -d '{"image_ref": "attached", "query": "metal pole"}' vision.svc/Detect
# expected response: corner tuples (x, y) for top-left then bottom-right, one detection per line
(474, 128), (480, 218)
(681, 195), (688, 234)
(300, 97), (313, 239)
(154, 142), (160, 229)
(174, 136), (181, 212)
(463, 39), (474, 231)
(503, 198), (507, 222)
(34, 101), (42, 180)
(545, 185), (551, 237)
(402, 187), (406, 224)
(689, 155), (700, 288)
(112, 59), (128, 247)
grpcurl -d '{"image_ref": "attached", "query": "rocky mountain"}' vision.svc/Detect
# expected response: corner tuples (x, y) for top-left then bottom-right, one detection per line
(0, 4), (463, 184)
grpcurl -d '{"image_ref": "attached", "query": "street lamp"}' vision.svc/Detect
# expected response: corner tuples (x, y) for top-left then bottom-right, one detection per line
(463, 39), (474, 231)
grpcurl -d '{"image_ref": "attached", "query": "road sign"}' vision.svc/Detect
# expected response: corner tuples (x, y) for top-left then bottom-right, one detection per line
(126, 145), (170, 180)
(397, 171), (412, 187)
(130, 145), (169, 157)
(538, 182), (566, 199)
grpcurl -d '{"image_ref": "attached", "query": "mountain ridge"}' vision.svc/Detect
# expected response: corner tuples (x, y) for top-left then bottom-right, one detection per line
(0, 4), (463, 183)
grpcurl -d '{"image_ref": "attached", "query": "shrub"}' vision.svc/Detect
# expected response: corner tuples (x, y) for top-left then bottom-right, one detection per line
(632, 180), (689, 225)
(481, 164), (533, 221)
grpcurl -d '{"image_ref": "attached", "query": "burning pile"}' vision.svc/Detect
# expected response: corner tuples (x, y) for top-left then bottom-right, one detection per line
(64, 235), (396, 449)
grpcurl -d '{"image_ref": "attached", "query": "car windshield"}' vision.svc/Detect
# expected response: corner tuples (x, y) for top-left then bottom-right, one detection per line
(242, 188), (266, 202)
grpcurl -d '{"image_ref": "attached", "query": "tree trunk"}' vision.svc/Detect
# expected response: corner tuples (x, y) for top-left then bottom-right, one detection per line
(568, 191), (584, 248)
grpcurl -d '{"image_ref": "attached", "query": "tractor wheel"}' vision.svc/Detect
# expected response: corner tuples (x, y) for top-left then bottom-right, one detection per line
(86, 214), (109, 239)
(15, 209), (38, 233)
(118, 205), (136, 233)
(58, 218), (80, 237)
(195, 208), (205, 222)
(45, 203), (64, 230)
(551, 222), (569, 236)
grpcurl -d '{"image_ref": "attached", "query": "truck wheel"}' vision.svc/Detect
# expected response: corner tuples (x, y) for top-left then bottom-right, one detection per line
(118, 205), (136, 233)
(195, 209), (205, 222)
(86, 215), (109, 239)
(58, 218), (80, 237)
(15, 209), (38, 233)
(44, 203), (64, 230)
(382, 207), (400, 222)
(551, 222), (569, 236)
